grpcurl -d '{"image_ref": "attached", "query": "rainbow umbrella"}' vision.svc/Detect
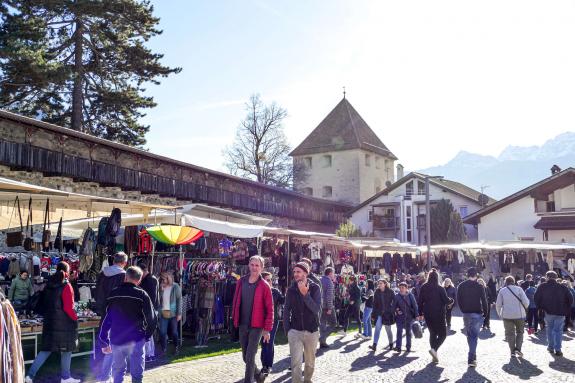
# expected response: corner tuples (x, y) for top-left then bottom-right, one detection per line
(146, 225), (203, 245)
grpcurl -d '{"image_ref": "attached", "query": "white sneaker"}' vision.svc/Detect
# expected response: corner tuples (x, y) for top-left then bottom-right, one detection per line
(25, 377), (33, 383)
(61, 378), (81, 383)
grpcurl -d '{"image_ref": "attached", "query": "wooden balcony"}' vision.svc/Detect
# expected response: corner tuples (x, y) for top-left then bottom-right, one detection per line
(373, 215), (399, 230)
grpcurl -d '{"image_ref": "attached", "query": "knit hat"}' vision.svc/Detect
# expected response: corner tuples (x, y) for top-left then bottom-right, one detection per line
(293, 262), (310, 274)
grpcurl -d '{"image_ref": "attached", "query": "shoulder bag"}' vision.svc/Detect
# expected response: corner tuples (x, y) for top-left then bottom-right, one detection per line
(506, 286), (528, 311)
(42, 199), (51, 250)
(23, 197), (34, 251)
(6, 197), (24, 247)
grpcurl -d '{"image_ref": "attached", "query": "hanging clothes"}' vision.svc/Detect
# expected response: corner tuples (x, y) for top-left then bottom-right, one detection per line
(546, 251), (554, 271)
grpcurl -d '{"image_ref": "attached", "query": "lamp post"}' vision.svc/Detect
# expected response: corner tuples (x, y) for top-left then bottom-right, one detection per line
(425, 175), (443, 270)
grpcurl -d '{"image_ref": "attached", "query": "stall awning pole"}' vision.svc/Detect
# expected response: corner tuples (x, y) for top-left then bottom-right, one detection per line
(179, 244), (183, 346)
(286, 235), (291, 290)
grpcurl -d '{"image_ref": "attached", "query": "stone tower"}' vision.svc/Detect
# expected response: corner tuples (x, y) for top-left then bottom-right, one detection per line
(290, 97), (397, 205)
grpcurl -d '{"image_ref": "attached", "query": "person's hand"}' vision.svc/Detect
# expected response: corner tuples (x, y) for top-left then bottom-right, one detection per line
(350, 301), (354, 305)
(297, 280), (309, 295)
(101, 345), (112, 355)
(326, 309), (332, 315)
(176, 315), (182, 322)
(262, 331), (270, 343)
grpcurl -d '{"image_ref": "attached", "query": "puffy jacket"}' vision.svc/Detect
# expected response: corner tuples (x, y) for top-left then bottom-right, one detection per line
(41, 278), (78, 352)
(417, 282), (451, 319)
(283, 280), (322, 333)
(95, 265), (126, 315)
(348, 283), (361, 307)
(373, 288), (396, 325)
(445, 285), (457, 306)
(534, 279), (574, 316)
(232, 275), (274, 332)
(99, 282), (157, 347)
(8, 276), (33, 301)
(320, 275), (335, 311)
(140, 273), (159, 310)
(496, 285), (530, 320)
(525, 286), (537, 309)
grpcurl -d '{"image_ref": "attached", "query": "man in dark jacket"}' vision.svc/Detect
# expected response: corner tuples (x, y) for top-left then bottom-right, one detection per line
(231, 256), (274, 383)
(99, 266), (156, 383)
(283, 262), (322, 383)
(319, 267), (336, 348)
(259, 271), (284, 376)
(343, 276), (362, 336)
(138, 263), (159, 362)
(95, 252), (127, 381)
(534, 271), (574, 356)
(456, 268), (488, 368)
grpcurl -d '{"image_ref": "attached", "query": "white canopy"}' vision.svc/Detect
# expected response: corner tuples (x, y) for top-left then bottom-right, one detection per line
(417, 241), (575, 251)
(181, 215), (266, 239)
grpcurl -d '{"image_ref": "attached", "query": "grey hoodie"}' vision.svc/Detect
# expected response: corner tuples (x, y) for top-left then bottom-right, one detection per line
(95, 264), (126, 315)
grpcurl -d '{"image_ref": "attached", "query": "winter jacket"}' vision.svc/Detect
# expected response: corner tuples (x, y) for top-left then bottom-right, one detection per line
(445, 285), (457, 306)
(41, 278), (78, 352)
(159, 283), (182, 317)
(8, 276), (33, 301)
(373, 288), (396, 325)
(232, 275), (274, 332)
(140, 273), (159, 310)
(271, 287), (285, 323)
(95, 265), (126, 316)
(496, 285), (530, 320)
(456, 279), (488, 315)
(534, 279), (574, 316)
(394, 292), (418, 322)
(417, 282), (451, 320)
(99, 282), (157, 347)
(283, 280), (322, 333)
(487, 278), (497, 303)
(525, 286), (537, 309)
(320, 275), (335, 311)
(348, 283), (361, 307)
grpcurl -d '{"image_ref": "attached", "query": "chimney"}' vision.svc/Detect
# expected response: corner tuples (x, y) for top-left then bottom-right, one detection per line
(551, 165), (561, 175)
(396, 164), (404, 181)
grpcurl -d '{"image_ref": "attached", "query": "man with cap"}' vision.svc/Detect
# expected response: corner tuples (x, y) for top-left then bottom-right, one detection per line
(283, 262), (322, 383)
(456, 267), (488, 368)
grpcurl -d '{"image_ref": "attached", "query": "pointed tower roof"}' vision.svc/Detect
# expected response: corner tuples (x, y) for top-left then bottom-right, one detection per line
(290, 98), (397, 159)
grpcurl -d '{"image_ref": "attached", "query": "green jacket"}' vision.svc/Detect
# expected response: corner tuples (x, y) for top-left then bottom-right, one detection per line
(9, 276), (34, 301)
(159, 283), (182, 317)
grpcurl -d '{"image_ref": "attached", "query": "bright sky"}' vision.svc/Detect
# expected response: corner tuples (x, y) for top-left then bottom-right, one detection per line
(143, 0), (575, 173)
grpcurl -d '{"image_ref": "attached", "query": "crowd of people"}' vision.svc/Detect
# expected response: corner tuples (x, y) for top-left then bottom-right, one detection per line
(8, 250), (574, 383)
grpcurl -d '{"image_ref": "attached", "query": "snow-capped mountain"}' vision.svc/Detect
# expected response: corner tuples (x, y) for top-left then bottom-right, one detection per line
(418, 132), (575, 200)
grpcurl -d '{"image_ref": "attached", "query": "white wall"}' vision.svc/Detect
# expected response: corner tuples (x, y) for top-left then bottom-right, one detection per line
(548, 230), (575, 243)
(477, 196), (540, 241)
(555, 184), (575, 210)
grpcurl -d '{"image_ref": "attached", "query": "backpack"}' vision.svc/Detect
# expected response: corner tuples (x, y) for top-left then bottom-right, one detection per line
(96, 217), (109, 246)
(79, 228), (96, 273)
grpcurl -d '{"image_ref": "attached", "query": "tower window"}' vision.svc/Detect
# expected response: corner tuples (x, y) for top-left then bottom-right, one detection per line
(322, 186), (333, 198)
(304, 157), (312, 168)
(322, 154), (332, 168)
(301, 187), (313, 196)
(365, 154), (371, 167)
(375, 156), (381, 169)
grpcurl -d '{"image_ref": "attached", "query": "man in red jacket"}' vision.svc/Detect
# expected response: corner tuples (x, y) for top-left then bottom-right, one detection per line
(232, 255), (274, 383)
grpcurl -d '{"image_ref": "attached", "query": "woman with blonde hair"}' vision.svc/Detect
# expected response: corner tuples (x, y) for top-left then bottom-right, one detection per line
(159, 272), (182, 355)
(443, 278), (457, 329)
(477, 278), (493, 332)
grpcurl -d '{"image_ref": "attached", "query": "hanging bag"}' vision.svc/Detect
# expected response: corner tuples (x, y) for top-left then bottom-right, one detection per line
(54, 216), (63, 253)
(41, 199), (51, 250)
(6, 197), (24, 247)
(23, 197), (34, 251)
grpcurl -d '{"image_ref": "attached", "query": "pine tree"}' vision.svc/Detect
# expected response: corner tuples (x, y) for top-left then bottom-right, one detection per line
(447, 211), (467, 244)
(429, 199), (454, 244)
(0, 0), (180, 146)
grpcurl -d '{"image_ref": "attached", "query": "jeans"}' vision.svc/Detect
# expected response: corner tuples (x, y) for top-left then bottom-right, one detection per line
(319, 308), (338, 344)
(463, 313), (483, 363)
(112, 339), (146, 383)
(362, 307), (373, 337)
(544, 314), (565, 352)
(239, 326), (263, 383)
(446, 306), (453, 327)
(373, 316), (393, 347)
(260, 321), (279, 369)
(159, 316), (179, 350)
(503, 318), (524, 353)
(527, 308), (539, 331)
(344, 304), (362, 334)
(27, 351), (72, 379)
(395, 318), (412, 350)
(287, 329), (320, 383)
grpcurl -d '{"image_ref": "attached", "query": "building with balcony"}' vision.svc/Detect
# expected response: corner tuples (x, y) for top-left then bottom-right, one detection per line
(290, 97), (397, 205)
(349, 172), (494, 244)
(464, 167), (575, 242)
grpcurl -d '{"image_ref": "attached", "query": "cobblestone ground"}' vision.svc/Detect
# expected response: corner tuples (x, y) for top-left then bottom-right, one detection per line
(132, 315), (575, 383)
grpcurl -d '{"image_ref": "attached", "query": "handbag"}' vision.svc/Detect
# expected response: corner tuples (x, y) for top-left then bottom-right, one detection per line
(23, 197), (34, 251)
(6, 197), (24, 247)
(41, 199), (51, 250)
(53, 216), (63, 252)
(411, 320), (423, 339)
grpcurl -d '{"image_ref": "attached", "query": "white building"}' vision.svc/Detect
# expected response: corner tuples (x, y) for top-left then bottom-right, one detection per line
(290, 97), (397, 205)
(464, 167), (575, 243)
(349, 172), (494, 244)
